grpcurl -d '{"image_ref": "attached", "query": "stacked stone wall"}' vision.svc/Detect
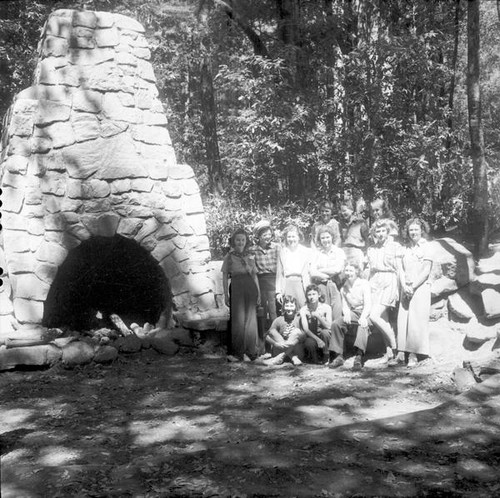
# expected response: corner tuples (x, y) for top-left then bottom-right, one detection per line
(0, 10), (224, 333)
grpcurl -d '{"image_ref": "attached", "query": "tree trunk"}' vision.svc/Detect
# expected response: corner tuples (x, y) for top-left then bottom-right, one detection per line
(200, 57), (224, 195)
(467, 0), (489, 257)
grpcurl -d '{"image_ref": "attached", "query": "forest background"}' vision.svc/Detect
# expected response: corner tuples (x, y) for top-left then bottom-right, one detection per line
(1, 0), (499, 258)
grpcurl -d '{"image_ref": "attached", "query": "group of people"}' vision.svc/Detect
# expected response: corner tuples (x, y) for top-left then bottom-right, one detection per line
(221, 198), (433, 370)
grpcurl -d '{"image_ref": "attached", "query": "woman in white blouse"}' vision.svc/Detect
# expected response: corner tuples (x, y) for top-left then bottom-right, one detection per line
(276, 225), (311, 309)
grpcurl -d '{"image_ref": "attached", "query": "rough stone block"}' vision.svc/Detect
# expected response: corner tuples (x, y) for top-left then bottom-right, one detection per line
(44, 15), (72, 38)
(17, 85), (71, 103)
(4, 156), (29, 174)
(81, 212), (120, 237)
(1, 187), (25, 214)
(132, 125), (170, 145)
(448, 289), (475, 321)
(86, 62), (125, 92)
(471, 273), (500, 294)
(431, 276), (457, 298)
(10, 113), (34, 137)
(62, 341), (95, 366)
(95, 27), (119, 47)
(71, 112), (100, 142)
(35, 262), (59, 283)
(476, 252), (500, 275)
(8, 136), (31, 156)
(428, 238), (474, 288)
(68, 47), (114, 65)
(102, 93), (139, 122)
(132, 46), (151, 59)
(130, 178), (154, 192)
(481, 288), (500, 319)
(67, 223), (91, 241)
(94, 345), (118, 363)
(35, 241), (68, 266)
(182, 195), (205, 216)
(44, 213), (66, 230)
(100, 120), (129, 138)
(115, 335), (142, 353)
(31, 135), (52, 154)
(117, 217), (143, 237)
(134, 218), (159, 242)
(69, 26), (96, 49)
(41, 36), (69, 57)
(34, 100), (71, 125)
(72, 10), (97, 28)
(169, 163), (195, 180)
(34, 121), (76, 148)
(142, 110), (167, 126)
(0, 345), (62, 371)
(136, 59), (156, 82)
(27, 218), (45, 236)
(465, 322), (497, 343)
(149, 328), (180, 355)
(12, 274), (50, 301)
(73, 90), (102, 112)
(96, 12), (114, 28)
(6, 251), (36, 274)
(116, 51), (137, 66)
(115, 13), (145, 33)
(13, 298), (44, 324)
(41, 174), (66, 196)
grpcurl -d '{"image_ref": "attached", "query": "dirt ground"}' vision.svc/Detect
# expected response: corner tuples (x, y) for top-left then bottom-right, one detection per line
(1, 317), (500, 498)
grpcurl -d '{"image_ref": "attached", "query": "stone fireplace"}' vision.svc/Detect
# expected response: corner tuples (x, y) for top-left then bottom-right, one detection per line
(0, 9), (222, 335)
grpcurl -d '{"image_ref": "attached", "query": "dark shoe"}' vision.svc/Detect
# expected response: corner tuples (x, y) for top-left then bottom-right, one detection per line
(352, 355), (363, 371)
(329, 356), (345, 369)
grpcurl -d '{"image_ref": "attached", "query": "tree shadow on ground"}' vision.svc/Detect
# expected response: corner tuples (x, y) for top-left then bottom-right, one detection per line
(1, 350), (500, 497)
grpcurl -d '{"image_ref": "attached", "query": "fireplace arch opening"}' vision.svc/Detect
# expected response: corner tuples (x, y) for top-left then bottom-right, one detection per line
(43, 234), (171, 330)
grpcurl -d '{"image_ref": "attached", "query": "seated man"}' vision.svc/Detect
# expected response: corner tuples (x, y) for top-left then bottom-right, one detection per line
(328, 262), (371, 370)
(265, 295), (306, 366)
(300, 284), (333, 364)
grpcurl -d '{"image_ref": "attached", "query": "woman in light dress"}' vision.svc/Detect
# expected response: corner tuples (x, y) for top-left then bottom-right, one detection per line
(367, 219), (402, 362)
(391, 218), (433, 367)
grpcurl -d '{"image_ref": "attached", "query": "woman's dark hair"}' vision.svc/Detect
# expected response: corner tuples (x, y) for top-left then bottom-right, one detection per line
(305, 283), (325, 303)
(318, 200), (334, 212)
(403, 217), (430, 240)
(282, 295), (298, 310)
(229, 227), (250, 249)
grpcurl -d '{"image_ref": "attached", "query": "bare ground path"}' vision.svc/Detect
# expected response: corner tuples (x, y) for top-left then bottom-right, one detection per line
(1, 323), (500, 497)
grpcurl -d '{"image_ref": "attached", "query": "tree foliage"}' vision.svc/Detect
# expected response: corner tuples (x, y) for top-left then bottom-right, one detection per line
(1, 0), (500, 247)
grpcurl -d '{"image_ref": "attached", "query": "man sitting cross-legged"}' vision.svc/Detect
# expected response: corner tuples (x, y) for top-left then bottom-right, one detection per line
(328, 262), (372, 371)
(265, 295), (306, 366)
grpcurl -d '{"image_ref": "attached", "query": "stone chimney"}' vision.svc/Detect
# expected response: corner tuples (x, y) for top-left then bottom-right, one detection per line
(0, 10), (221, 334)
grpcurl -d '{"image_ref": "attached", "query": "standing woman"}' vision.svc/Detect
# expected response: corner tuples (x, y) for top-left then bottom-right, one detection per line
(367, 219), (402, 362)
(310, 225), (346, 322)
(222, 228), (261, 362)
(392, 218), (433, 367)
(370, 198), (399, 241)
(276, 225), (311, 309)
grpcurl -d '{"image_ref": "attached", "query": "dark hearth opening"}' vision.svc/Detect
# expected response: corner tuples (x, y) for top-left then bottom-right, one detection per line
(43, 234), (171, 330)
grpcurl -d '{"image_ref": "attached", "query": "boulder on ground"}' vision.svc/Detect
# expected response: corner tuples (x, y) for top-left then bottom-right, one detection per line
(0, 344), (62, 370)
(452, 366), (477, 392)
(114, 334), (142, 353)
(448, 288), (475, 321)
(62, 340), (95, 366)
(430, 298), (447, 322)
(94, 345), (118, 363)
(465, 322), (497, 344)
(481, 288), (500, 319)
(470, 273), (500, 295)
(476, 251), (500, 275)
(429, 238), (475, 297)
(149, 328), (180, 355)
(431, 276), (458, 298)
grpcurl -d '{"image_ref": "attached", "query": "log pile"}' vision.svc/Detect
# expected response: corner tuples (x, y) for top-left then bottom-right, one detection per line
(0, 318), (193, 371)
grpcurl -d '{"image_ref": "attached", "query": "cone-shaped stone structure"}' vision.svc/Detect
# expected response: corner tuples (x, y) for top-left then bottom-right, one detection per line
(0, 10), (221, 333)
